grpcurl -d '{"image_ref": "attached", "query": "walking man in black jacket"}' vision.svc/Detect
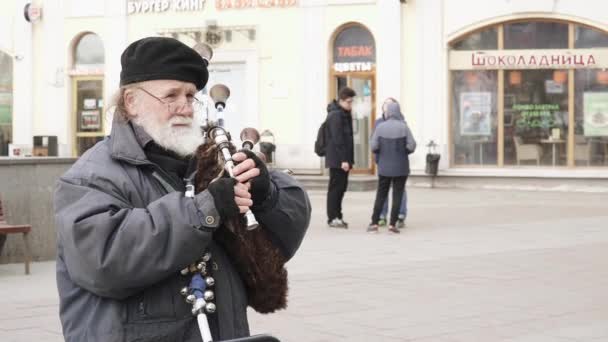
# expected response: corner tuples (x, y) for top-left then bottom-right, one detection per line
(325, 87), (356, 228)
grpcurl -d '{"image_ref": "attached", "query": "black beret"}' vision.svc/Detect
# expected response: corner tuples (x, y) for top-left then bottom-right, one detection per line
(120, 37), (209, 90)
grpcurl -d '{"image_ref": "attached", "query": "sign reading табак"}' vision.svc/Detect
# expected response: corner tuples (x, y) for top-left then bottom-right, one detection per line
(333, 25), (376, 73)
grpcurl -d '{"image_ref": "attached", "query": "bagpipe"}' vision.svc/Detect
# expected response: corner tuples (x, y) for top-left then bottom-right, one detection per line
(180, 43), (287, 342)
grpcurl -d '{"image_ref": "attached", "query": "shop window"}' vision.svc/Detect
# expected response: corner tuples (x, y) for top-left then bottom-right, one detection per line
(450, 19), (608, 168)
(73, 78), (104, 156)
(574, 69), (608, 166)
(0, 51), (12, 156)
(575, 25), (608, 48)
(504, 22), (568, 49)
(504, 70), (569, 166)
(451, 70), (498, 165)
(452, 27), (498, 51)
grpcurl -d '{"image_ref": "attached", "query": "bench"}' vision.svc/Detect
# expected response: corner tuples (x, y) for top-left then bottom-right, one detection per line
(0, 196), (32, 274)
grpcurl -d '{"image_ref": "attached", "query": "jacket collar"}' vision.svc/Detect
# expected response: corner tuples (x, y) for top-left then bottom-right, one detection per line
(109, 115), (151, 165)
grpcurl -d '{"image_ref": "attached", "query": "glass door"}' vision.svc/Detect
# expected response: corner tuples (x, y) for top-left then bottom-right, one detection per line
(73, 77), (104, 156)
(350, 76), (373, 172)
(334, 75), (375, 174)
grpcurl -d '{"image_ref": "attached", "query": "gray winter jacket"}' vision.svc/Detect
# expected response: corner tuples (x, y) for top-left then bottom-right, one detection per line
(371, 102), (417, 177)
(54, 117), (311, 342)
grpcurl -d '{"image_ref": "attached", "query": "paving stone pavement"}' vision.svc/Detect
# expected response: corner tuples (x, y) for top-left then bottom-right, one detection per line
(1, 188), (607, 342)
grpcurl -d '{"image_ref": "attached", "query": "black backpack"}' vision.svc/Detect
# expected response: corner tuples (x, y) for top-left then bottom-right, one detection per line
(314, 119), (328, 157)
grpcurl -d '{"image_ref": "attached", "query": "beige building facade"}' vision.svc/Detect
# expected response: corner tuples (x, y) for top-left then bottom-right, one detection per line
(1, 0), (607, 178)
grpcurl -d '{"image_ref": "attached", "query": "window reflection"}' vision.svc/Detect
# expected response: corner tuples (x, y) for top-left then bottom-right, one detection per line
(504, 70), (569, 166)
(451, 70), (498, 165)
(504, 22), (568, 49)
(452, 27), (498, 51)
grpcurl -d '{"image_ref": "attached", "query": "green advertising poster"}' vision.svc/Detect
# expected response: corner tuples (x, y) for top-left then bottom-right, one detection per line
(584, 92), (608, 137)
(0, 92), (11, 124)
(0, 105), (10, 125)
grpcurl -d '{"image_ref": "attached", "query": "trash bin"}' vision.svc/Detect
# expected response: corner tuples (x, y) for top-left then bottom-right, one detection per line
(259, 129), (276, 165)
(425, 140), (440, 177)
(425, 153), (440, 176)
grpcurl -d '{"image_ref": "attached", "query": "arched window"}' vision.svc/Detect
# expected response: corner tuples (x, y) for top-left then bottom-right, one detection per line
(0, 51), (13, 156)
(449, 20), (608, 168)
(74, 33), (105, 68)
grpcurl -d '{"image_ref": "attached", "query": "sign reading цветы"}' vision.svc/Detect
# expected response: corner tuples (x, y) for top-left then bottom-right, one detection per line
(127, 0), (206, 14)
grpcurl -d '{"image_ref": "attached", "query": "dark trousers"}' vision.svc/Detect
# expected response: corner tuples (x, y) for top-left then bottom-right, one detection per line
(371, 175), (408, 226)
(327, 168), (349, 222)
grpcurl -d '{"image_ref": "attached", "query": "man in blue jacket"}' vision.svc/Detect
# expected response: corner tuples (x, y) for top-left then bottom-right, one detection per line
(368, 102), (416, 234)
(374, 98), (407, 228)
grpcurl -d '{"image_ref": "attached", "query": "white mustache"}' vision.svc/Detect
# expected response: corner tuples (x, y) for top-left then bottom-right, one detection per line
(169, 116), (193, 126)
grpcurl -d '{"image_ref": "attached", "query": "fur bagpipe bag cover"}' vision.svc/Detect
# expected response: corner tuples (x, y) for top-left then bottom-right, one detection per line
(193, 140), (288, 314)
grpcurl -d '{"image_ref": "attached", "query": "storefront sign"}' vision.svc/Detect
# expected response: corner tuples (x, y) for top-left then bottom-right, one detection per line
(127, 0), (206, 14)
(513, 104), (559, 129)
(216, 0), (297, 10)
(450, 49), (608, 70)
(333, 25), (375, 73)
(333, 62), (373, 73)
(460, 92), (492, 136)
(583, 92), (608, 137)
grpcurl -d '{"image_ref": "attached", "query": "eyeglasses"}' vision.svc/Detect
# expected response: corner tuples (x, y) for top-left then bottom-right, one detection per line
(136, 87), (203, 113)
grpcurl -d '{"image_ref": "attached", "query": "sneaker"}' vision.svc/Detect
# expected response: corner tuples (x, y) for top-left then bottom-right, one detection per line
(388, 226), (400, 234)
(378, 218), (387, 227)
(328, 218), (348, 229)
(367, 224), (379, 233)
(397, 219), (406, 229)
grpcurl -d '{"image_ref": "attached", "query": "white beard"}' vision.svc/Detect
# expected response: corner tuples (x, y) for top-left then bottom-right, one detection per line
(133, 111), (203, 157)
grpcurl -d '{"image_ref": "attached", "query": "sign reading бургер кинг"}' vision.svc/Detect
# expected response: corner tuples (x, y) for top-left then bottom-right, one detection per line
(127, 0), (206, 14)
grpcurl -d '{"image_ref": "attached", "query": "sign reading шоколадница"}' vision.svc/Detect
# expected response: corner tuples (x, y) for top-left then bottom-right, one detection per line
(450, 49), (608, 70)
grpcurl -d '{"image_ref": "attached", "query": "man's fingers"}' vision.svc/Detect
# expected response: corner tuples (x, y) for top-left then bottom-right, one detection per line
(235, 183), (252, 213)
(235, 197), (253, 208)
(232, 152), (247, 163)
(232, 158), (256, 177)
(235, 168), (260, 183)
(234, 184), (251, 198)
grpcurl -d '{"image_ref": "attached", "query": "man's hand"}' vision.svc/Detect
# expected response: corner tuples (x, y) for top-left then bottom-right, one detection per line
(234, 182), (253, 213)
(232, 150), (271, 206)
(207, 178), (253, 220)
(341, 162), (350, 172)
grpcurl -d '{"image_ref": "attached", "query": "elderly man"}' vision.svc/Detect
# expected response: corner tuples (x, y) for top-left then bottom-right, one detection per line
(54, 37), (310, 342)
